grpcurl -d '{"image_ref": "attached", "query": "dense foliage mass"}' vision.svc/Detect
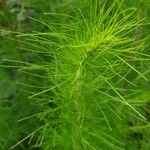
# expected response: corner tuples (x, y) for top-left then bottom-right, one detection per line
(0, 0), (150, 150)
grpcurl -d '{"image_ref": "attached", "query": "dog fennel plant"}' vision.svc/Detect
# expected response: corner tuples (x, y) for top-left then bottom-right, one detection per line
(9, 1), (150, 150)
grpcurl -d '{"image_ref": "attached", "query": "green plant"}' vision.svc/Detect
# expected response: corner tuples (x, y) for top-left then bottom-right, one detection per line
(1, 0), (150, 149)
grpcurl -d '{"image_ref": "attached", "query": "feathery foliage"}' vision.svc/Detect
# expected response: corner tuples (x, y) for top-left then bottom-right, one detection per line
(0, 0), (150, 149)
